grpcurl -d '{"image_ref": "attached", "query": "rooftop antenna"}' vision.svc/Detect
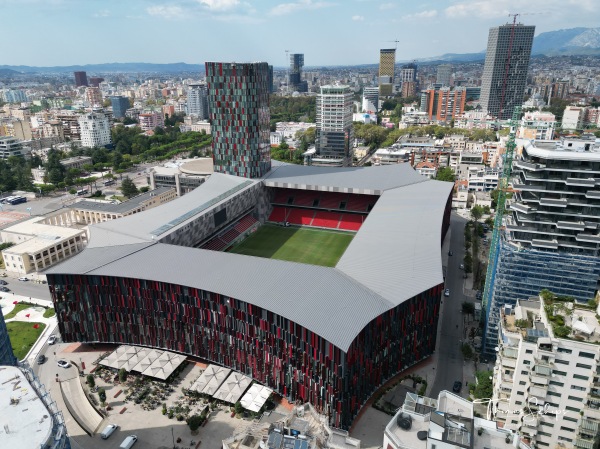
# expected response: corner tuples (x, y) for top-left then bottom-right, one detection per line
(386, 40), (400, 50)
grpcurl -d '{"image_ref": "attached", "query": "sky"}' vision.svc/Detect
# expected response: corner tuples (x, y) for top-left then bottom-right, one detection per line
(2, 0), (599, 67)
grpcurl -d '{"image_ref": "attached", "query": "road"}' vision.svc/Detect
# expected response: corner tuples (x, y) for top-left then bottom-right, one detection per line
(430, 214), (468, 398)
(1, 278), (52, 300)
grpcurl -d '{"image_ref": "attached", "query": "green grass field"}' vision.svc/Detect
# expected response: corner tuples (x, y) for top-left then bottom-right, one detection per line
(229, 224), (354, 267)
(3, 303), (32, 320)
(6, 321), (46, 360)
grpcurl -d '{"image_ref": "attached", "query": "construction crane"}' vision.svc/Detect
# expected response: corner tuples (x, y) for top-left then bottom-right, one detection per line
(386, 40), (400, 50)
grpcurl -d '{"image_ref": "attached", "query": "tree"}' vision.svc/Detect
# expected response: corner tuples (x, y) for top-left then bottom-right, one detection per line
(485, 217), (494, 228)
(461, 343), (474, 360)
(470, 205), (484, 222)
(473, 371), (493, 399)
(118, 368), (127, 383)
(462, 302), (475, 314)
(435, 167), (456, 182)
(86, 374), (95, 388)
(120, 177), (139, 199)
(234, 401), (244, 415)
(98, 387), (106, 403)
(187, 414), (204, 431)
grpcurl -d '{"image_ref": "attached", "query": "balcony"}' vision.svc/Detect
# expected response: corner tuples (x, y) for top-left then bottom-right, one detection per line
(531, 239), (559, 249)
(586, 190), (600, 199)
(556, 221), (586, 231)
(529, 385), (548, 398)
(576, 233), (600, 243)
(539, 197), (568, 207)
(566, 177), (596, 187)
(514, 160), (546, 171)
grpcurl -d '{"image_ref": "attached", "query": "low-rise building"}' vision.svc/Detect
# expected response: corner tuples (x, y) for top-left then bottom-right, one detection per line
(415, 161), (438, 179)
(518, 111), (556, 140)
(0, 217), (87, 274)
(59, 155), (92, 170)
(139, 111), (164, 131)
(562, 106), (587, 131)
(493, 297), (600, 449)
(148, 158), (213, 196)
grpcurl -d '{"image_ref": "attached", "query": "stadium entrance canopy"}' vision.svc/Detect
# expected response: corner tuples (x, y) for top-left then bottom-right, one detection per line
(100, 345), (187, 380)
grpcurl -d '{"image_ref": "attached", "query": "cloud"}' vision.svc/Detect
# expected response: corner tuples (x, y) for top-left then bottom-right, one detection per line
(379, 3), (395, 10)
(146, 5), (187, 19)
(403, 9), (437, 19)
(197, 0), (239, 11)
(352, 15), (364, 21)
(445, 1), (509, 18)
(212, 14), (264, 23)
(93, 9), (110, 18)
(270, 0), (334, 16)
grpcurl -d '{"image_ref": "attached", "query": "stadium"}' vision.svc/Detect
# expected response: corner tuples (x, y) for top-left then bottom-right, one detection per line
(47, 163), (452, 428)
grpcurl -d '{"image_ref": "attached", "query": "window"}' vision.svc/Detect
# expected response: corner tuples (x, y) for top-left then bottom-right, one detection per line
(515, 401), (523, 405)
(576, 363), (592, 369)
(555, 359), (569, 365)
(565, 406), (579, 412)
(568, 395), (583, 402)
(573, 374), (589, 381)
(557, 347), (572, 354)
(571, 385), (586, 391)
(519, 381), (526, 385)
(560, 426), (575, 432)
(523, 360), (531, 365)
(538, 431), (552, 437)
(550, 381), (564, 387)
(547, 391), (561, 397)
(517, 391), (525, 396)
(521, 370), (528, 375)
(579, 351), (595, 359)
(558, 436), (573, 442)
(526, 349), (533, 354)
(540, 421), (554, 427)
(553, 370), (567, 376)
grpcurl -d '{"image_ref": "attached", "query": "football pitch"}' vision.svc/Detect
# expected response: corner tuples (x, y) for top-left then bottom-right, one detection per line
(228, 224), (354, 267)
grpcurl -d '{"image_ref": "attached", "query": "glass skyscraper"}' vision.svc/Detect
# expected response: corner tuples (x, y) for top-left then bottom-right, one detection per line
(0, 311), (16, 366)
(205, 62), (271, 179)
(110, 96), (130, 119)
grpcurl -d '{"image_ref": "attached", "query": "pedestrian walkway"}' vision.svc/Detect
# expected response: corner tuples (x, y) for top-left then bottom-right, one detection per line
(59, 376), (104, 436)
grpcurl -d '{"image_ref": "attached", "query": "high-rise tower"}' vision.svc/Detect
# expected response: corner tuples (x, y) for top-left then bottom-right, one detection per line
(480, 22), (535, 120)
(0, 311), (16, 366)
(205, 62), (271, 178)
(378, 49), (396, 96)
(289, 54), (308, 93)
(187, 84), (209, 119)
(74, 71), (88, 87)
(315, 85), (354, 167)
(436, 64), (452, 86)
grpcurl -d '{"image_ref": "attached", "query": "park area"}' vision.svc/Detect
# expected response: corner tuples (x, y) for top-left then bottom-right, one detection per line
(6, 321), (46, 359)
(228, 224), (354, 267)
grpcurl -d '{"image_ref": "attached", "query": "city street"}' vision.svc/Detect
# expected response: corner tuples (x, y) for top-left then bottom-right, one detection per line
(430, 213), (469, 398)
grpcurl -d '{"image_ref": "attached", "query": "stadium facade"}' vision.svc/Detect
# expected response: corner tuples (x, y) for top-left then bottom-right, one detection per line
(47, 164), (452, 429)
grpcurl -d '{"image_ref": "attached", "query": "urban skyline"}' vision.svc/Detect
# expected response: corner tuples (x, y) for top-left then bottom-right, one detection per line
(2, 0), (599, 66)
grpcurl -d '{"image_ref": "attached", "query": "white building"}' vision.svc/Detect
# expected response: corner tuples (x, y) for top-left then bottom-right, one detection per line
(415, 161), (437, 179)
(384, 390), (523, 449)
(190, 120), (211, 134)
(455, 110), (497, 130)
(493, 297), (600, 449)
(186, 83), (209, 120)
(0, 136), (30, 159)
(78, 112), (111, 148)
(562, 106), (587, 131)
(518, 111), (556, 140)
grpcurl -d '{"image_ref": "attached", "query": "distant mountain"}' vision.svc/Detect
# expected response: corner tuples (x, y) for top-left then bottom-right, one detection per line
(0, 68), (21, 77)
(532, 27), (600, 55)
(0, 62), (204, 74)
(417, 52), (486, 63)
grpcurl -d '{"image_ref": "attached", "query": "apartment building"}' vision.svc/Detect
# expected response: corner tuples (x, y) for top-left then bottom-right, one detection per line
(518, 111), (556, 140)
(0, 136), (29, 159)
(138, 111), (164, 132)
(78, 112), (111, 148)
(562, 106), (587, 131)
(493, 297), (600, 449)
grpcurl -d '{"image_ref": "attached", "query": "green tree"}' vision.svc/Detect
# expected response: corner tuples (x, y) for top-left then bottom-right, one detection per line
(98, 387), (106, 403)
(234, 401), (244, 415)
(470, 205), (484, 222)
(120, 177), (139, 199)
(118, 368), (127, 383)
(461, 343), (474, 360)
(462, 302), (475, 314)
(187, 414), (203, 431)
(473, 371), (493, 399)
(86, 374), (95, 388)
(435, 167), (456, 182)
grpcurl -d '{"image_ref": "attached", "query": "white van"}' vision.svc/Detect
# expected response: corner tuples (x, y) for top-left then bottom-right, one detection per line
(119, 435), (138, 449)
(100, 424), (117, 440)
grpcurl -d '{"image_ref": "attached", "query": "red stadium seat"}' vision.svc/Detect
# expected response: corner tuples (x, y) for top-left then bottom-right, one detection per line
(339, 214), (363, 231)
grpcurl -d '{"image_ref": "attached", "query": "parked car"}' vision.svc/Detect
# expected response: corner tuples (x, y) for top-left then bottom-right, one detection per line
(444, 289), (450, 297)
(0, 280), (7, 285)
(119, 435), (138, 449)
(453, 381), (462, 393)
(18, 277), (29, 281)
(100, 424), (118, 440)
(36, 354), (46, 365)
(459, 264), (464, 270)
(57, 359), (71, 368)
(48, 335), (57, 345)
(0, 287), (9, 292)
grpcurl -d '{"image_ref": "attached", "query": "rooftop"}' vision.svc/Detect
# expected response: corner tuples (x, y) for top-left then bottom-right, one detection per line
(520, 138), (600, 161)
(71, 186), (174, 214)
(0, 366), (53, 449)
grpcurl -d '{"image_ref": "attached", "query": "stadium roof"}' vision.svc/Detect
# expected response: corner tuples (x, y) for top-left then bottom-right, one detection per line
(47, 164), (452, 352)
(71, 187), (174, 214)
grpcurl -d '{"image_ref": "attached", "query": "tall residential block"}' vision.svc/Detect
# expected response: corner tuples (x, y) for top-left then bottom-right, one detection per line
(111, 96), (130, 119)
(89, 76), (104, 88)
(289, 54), (308, 93)
(436, 64), (452, 86)
(480, 23), (535, 119)
(378, 49), (396, 96)
(268, 65), (274, 93)
(422, 87), (466, 122)
(362, 86), (379, 113)
(85, 87), (103, 108)
(400, 63), (417, 83)
(78, 112), (111, 148)
(205, 62), (271, 178)
(493, 297), (600, 449)
(186, 84), (209, 119)
(483, 137), (600, 356)
(74, 71), (88, 87)
(315, 85), (354, 167)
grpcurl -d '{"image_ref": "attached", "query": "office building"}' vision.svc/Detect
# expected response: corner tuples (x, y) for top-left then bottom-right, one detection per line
(0, 365), (71, 449)
(483, 137), (600, 356)
(0, 312), (16, 366)
(363, 86), (379, 113)
(186, 83), (209, 119)
(74, 70), (88, 87)
(89, 76), (104, 88)
(315, 85), (354, 167)
(78, 112), (111, 148)
(47, 163), (452, 429)
(0, 89), (28, 103)
(111, 96), (130, 119)
(85, 87), (103, 108)
(493, 297), (600, 449)
(421, 87), (467, 122)
(0, 136), (29, 159)
(436, 64), (452, 86)
(480, 23), (535, 119)
(289, 54), (308, 93)
(400, 63), (417, 83)
(205, 61), (271, 178)
(379, 49), (396, 96)
(268, 64), (274, 93)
